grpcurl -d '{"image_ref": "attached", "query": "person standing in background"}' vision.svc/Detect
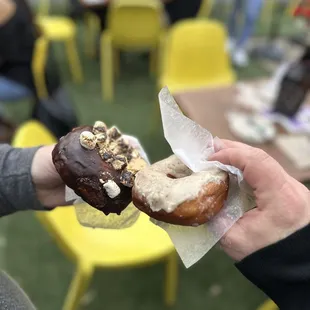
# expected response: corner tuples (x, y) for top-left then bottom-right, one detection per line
(228, 0), (264, 67)
(162, 0), (202, 25)
(69, 0), (85, 19)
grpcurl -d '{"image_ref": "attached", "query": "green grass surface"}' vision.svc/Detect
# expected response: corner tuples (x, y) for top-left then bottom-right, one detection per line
(0, 3), (294, 308)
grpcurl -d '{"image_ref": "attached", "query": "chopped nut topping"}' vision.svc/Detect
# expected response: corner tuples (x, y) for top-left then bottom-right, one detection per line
(108, 126), (121, 140)
(94, 121), (145, 175)
(131, 149), (140, 158)
(109, 141), (118, 152)
(79, 131), (97, 150)
(111, 155), (127, 171)
(120, 170), (135, 187)
(127, 157), (147, 174)
(96, 133), (107, 144)
(93, 121), (107, 135)
(100, 151), (113, 161)
(116, 138), (130, 155)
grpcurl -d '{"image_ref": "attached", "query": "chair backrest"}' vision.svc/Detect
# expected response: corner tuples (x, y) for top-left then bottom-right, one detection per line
(12, 120), (55, 147)
(37, 0), (51, 16)
(32, 37), (49, 99)
(108, 0), (163, 48)
(161, 19), (235, 86)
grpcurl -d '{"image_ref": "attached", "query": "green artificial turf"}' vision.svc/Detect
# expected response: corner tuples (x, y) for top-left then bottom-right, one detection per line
(0, 3), (301, 308)
(1, 47), (269, 310)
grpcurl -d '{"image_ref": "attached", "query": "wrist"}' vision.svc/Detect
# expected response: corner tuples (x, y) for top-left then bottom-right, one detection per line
(31, 145), (66, 208)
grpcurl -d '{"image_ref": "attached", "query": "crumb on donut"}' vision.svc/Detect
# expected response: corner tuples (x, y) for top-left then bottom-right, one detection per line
(96, 133), (107, 144)
(103, 180), (121, 198)
(93, 121), (107, 135)
(99, 150), (113, 161)
(127, 157), (147, 174)
(79, 131), (97, 150)
(108, 126), (122, 140)
(111, 155), (128, 171)
(120, 170), (135, 187)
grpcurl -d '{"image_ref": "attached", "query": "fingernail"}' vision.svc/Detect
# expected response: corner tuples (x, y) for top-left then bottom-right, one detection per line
(214, 137), (225, 152)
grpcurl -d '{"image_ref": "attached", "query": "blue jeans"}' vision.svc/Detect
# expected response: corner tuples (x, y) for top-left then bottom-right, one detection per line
(0, 76), (32, 102)
(228, 0), (264, 49)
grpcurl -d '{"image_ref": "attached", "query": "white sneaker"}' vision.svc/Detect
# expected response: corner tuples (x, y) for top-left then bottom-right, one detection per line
(226, 37), (236, 53)
(232, 48), (249, 67)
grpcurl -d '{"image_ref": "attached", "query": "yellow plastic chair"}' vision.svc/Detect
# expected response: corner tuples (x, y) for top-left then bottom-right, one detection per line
(35, 0), (83, 83)
(158, 19), (236, 93)
(32, 36), (49, 99)
(150, 19), (235, 133)
(257, 299), (278, 310)
(101, 0), (164, 101)
(12, 120), (178, 310)
(84, 12), (101, 58)
(198, 0), (214, 18)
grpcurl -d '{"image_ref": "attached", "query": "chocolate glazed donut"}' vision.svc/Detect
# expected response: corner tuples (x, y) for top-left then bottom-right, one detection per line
(52, 125), (139, 215)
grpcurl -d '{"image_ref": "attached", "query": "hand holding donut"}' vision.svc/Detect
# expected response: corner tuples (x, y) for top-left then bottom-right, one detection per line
(210, 140), (310, 261)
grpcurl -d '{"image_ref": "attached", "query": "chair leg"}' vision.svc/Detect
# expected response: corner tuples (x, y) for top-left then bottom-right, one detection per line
(113, 48), (120, 78)
(63, 261), (94, 310)
(164, 251), (178, 306)
(149, 48), (157, 76)
(84, 14), (93, 58)
(65, 37), (83, 83)
(101, 32), (114, 102)
(84, 13), (100, 59)
(32, 38), (49, 99)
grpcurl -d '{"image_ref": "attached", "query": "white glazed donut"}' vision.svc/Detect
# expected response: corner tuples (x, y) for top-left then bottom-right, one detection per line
(132, 155), (229, 226)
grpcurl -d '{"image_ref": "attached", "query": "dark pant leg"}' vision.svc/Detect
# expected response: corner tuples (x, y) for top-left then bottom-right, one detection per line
(164, 0), (202, 24)
(90, 6), (108, 30)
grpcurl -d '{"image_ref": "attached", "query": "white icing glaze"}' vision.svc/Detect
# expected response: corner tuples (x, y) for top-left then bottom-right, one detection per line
(103, 180), (121, 198)
(134, 155), (227, 213)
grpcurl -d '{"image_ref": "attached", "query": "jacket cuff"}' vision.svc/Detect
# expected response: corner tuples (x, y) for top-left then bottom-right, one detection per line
(236, 224), (310, 309)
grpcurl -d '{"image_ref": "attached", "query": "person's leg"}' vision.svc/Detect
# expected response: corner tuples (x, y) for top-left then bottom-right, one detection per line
(232, 0), (263, 66)
(90, 6), (108, 31)
(69, 0), (85, 20)
(227, 0), (243, 40)
(165, 0), (202, 25)
(0, 77), (32, 102)
(236, 0), (264, 49)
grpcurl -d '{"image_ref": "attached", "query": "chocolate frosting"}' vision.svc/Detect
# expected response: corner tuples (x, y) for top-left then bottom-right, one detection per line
(52, 126), (132, 215)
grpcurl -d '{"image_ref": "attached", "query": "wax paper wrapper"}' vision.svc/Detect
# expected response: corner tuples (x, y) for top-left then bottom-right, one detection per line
(155, 87), (256, 268)
(65, 135), (150, 229)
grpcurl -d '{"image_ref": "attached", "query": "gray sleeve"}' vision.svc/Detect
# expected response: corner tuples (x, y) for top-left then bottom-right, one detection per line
(0, 271), (36, 310)
(0, 144), (45, 216)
